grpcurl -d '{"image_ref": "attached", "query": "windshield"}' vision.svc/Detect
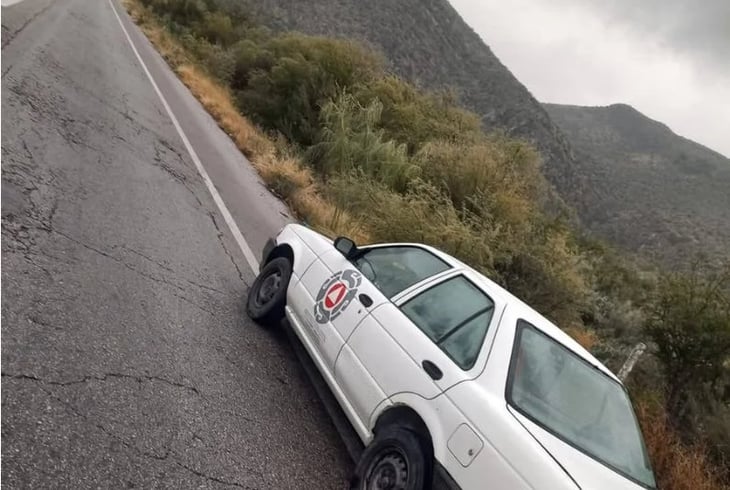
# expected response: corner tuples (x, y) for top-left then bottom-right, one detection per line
(353, 246), (450, 298)
(507, 322), (656, 488)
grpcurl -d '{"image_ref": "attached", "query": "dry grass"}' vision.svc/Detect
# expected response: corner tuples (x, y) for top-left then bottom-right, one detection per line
(123, 0), (187, 67)
(122, 0), (367, 243)
(636, 398), (726, 490)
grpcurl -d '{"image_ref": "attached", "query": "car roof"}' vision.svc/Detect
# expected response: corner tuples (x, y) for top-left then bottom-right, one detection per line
(374, 241), (621, 383)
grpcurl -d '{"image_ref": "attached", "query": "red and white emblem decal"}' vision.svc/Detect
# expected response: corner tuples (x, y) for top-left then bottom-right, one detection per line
(314, 270), (363, 324)
(324, 282), (347, 310)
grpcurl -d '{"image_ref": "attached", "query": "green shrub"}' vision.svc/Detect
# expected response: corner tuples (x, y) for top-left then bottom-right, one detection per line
(233, 34), (383, 145)
(181, 36), (235, 83)
(198, 11), (235, 46)
(355, 76), (482, 153)
(328, 174), (498, 271)
(495, 221), (590, 327)
(414, 137), (543, 227)
(644, 263), (730, 424)
(141, 0), (207, 25)
(307, 93), (415, 191)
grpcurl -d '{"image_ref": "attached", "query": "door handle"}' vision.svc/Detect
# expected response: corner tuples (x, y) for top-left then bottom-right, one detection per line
(422, 360), (443, 380)
(358, 293), (373, 307)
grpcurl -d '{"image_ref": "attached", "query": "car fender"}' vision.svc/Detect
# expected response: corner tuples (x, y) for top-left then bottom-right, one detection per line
(370, 391), (577, 490)
(269, 225), (319, 281)
(368, 392), (453, 466)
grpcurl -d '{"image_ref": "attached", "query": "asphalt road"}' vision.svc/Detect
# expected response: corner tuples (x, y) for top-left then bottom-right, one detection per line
(1, 0), (352, 487)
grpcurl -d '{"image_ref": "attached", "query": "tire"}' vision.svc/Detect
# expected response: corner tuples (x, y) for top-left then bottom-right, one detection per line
(246, 257), (292, 326)
(351, 426), (430, 490)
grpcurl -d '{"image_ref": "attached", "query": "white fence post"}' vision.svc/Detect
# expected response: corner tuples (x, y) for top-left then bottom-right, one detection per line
(618, 342), (647, 381)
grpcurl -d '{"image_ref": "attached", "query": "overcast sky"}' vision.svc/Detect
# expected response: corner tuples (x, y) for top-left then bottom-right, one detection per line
(450, 0), (730, 158)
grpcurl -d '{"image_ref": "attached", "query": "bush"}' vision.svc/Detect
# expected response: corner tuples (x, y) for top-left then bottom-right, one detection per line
(355, 76), (483, 153)
(413, 137), (588, 326)
(198, 11), (235, 46)
(307, 93), (415, 191)
(495, 222), (590, 327)
(414, 137), (543, 228)
(232, 34), (383, 145)
(141, 0), (207, 25)
(644, 263), (730, 424)
(328, 175), (498, 271)
(181, 36), (235, 83)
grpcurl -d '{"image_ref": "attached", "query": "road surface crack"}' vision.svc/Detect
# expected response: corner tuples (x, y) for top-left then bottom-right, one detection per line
(158, 138), (192, 170)
(27, 315), (62, 330)
(207, 211), (246, 285)
(151, 139), (208, 209)
(51, 230), (222, 315)
(121, 245), (175, 272)
(168, 290), (218, 317)
(172, 461), (251, 489)
(1, 0), (55, 54)
(1, 372), (204, 398)
(153, 141), (189, 185)
(117, 245), (227, 296)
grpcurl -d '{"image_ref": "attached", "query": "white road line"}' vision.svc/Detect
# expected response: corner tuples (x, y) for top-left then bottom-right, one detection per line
(108, 0), (260, 273)
(2, 0), (28, 7)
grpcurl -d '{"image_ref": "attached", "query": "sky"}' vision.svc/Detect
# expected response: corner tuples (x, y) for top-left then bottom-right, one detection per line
(449, 0), (730, 158)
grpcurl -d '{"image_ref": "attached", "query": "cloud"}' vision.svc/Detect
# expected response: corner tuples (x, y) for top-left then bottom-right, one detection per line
(569, 0), (730, 78)
(449, 0), (730, 157)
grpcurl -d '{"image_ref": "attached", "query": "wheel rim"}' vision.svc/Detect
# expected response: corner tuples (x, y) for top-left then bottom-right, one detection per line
(364, 448), (409, 490)
(255, 269), (282, 307)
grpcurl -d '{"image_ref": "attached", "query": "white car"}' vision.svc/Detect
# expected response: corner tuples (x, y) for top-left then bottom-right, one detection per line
(246, 224), (656, 490)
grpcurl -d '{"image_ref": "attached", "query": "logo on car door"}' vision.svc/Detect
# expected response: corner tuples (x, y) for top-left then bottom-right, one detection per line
(314, 269), (362, 324)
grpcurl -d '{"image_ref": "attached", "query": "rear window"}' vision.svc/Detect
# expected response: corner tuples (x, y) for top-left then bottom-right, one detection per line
(507, 322), (656, 488)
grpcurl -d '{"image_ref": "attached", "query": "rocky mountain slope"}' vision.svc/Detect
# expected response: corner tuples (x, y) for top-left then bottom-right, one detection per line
(545, 103), (730, 264)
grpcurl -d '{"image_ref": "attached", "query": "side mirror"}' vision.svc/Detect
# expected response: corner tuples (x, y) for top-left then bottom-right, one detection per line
(334, 236), (358, 260)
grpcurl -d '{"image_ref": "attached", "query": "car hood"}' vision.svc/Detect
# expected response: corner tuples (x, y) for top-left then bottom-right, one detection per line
(287, 224), (334, 256)
(509, 408), (652, 490)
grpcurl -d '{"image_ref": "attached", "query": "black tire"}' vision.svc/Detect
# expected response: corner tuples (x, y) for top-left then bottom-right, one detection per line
(351, 427), (429, 490)
(246, 257), (292, 326)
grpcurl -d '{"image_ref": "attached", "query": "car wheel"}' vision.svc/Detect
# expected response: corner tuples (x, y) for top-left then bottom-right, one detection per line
(246, 257), (292, 326)
(351, 427), (429, 490)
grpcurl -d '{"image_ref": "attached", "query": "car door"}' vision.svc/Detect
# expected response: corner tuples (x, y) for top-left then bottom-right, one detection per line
(338, 269), (502, 428)
(292, 244), (448, 425)
(390, 270), (502, 390)
(292, 246), (389, 374)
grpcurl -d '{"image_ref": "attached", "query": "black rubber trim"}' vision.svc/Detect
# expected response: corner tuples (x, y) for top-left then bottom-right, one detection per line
(432, 460), (461, 490)
(261, 237), (276, 265)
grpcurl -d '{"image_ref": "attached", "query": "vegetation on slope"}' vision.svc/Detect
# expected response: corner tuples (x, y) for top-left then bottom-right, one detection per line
(544, 103), (730, 266)
(245, 0), (730, 267)
(125, 0), (729, 486)
(245, 0), (584, 214)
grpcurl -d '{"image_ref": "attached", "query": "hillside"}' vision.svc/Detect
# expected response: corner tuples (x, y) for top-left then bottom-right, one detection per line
(248, 0), (729, 265)
(545, 103), (730, 264)
(248, 0), (588, 211)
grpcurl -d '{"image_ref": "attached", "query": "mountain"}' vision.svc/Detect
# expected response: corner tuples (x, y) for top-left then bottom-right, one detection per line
(249, 0), (730, 264)
(248, 0), (588, 209)
(544, 103), (730, 264)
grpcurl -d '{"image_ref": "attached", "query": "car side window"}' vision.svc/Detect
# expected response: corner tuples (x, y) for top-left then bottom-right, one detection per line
(353, 246), (450, 298)
(399, 275), (494, 369)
